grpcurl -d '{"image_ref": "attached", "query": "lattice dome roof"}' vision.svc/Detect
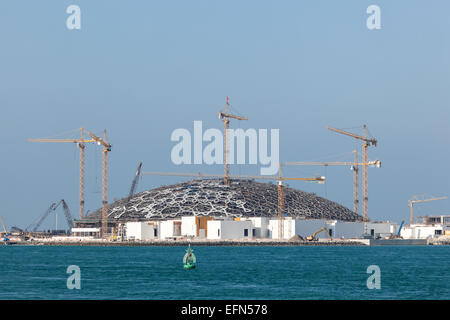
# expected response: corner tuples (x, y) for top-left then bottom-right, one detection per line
(86, 179), (362, 222)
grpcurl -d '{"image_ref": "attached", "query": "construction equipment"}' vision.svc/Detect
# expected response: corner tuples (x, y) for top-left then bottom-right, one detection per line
(142, 169), (325, 240)
(127, 162), (143, 202)
(386, 221), (404, 239)
(284, 150), (381, 214)
(0, 216), (8, 236)
(28, 128), (95, 219)
(88, 130), (112, 238)
(218, 97), (248, 185)
(305, 227), (333, 241)
(327, 125), (377, 222)
(27, 200), (74, 233)
(409, 196), (448, 224)
(60, 199), (74, 231)
(387, 221), (404, 239)
(27, 202), (57, 232)
(0, 216), (14, 244)
(275, 163), (326, 239)
(397, 220), (404, 236)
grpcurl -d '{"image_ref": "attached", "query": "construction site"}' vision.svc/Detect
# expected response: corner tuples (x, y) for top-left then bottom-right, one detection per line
(3, 98), (449, 246)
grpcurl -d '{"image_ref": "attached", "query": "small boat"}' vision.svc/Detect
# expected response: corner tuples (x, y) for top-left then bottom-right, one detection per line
(183, 244), (196, 269)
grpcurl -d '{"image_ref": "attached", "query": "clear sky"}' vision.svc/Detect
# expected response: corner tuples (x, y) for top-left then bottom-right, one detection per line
(0, 0), (449, 230)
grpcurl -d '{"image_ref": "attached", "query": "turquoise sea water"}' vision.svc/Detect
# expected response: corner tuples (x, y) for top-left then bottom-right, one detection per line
(0, 245), (449, 300)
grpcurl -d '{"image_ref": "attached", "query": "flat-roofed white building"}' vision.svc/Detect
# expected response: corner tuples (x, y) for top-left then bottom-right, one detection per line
(181, 216), (197, 237)
(366, 221), (399, 238)
(247, 217), (270, 238)
(180, 216), (213, 239)
(160, 219), (182, 239)
(401, 224), (446, 239)
(125, 221), (159, 240)
(268, 219), (399, 240)
(71, 227), (100, 238)
(328, 221), (364, 239)
(207, 220), (253, 240)
(328, 221), (398, 239)
(269, 218), (329, 240)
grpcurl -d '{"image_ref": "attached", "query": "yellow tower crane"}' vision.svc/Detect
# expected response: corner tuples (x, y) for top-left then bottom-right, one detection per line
(218, 97), (248, 185)
(327, 125), (377, 222)
(142, 169), (325, 239)
(283, 151), (381, 214)
(87, 130), (112, 239)
(28, 128), (95, 219)
(275, 163), (325, 239)
(409, 196), (447, 224)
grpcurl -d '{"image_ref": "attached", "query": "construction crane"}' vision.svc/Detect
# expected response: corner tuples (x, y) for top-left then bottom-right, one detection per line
(142, 169), (325, 240)
(0, 216), (8, 236)
(27, 202), (57, 232)
(127, 162), (143, 202)
(275, 163), (326, 239)
(28, 128), (95, 219)
(305, 227), (333, 241)
(327, 125), (377, 222)
(284, 151), (381, 214)
(88, 130), (112, 238)
(218, 97), (248, 185)
(26, 200), (74, 233)
(408, 196), (447, 224)
(60, 199), (74, 231)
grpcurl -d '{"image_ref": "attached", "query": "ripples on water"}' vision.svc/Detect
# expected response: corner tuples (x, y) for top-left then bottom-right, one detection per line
(0, 245), (449, 299)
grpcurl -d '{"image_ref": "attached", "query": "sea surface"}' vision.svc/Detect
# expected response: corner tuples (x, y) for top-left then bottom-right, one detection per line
(0, 245), (449, 300)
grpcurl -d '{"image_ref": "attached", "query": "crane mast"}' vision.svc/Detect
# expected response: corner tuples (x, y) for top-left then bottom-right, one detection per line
(277, 163), (285, 240)
(218, 97), (248, 185)
(28, 128), (95, 219)
(327, 125), (377, 222)
(88, 130), (112, 238)
(284, 152), (381, 215)
(362, 125), (369, 222)
(79, 128), (86, 219)
(352, 150), (359, 214)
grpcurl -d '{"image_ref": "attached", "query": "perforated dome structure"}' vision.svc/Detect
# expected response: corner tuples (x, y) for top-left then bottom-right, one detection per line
(87, 179), (362, 221)
(87, 179), (362, 222)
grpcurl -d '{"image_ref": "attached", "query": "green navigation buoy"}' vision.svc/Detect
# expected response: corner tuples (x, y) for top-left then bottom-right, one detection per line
(183, 244), (196, 269)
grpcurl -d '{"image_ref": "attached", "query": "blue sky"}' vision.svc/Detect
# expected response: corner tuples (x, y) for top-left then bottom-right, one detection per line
(0, 1), (449, 230)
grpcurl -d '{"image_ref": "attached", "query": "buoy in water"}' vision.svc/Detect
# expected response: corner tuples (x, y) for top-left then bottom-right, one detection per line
(183, 244), (196, 269)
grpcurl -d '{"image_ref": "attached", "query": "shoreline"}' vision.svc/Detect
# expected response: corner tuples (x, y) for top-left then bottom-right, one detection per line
(9, 240), (368, 247)
(6, 238), (448, 247)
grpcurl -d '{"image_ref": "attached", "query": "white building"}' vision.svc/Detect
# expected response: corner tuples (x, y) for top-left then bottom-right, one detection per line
(181, 216), (197, 237)
(160, 220), (182, 239)
(329, 221), (398, 239)
(328, 221), (364, 239)
(268, 218), (399, 240)
(401, 224), (446, 239)
(269, 218), (329, 240)
(124, 221), (159, 241)
(247, 217), (270, 238)
(207, 220), (253, 240)
(400, 215), (450, 239)
(71, 227), (100, 238)
(180, 216), (213, 238)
